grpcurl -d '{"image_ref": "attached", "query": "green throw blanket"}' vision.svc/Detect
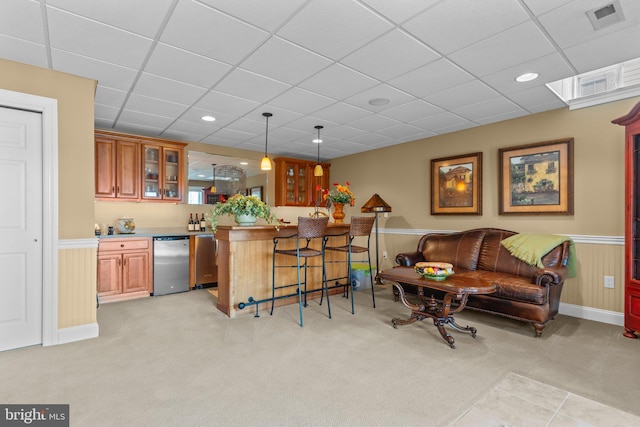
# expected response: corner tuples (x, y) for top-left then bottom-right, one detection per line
(500, 233), (576, 278)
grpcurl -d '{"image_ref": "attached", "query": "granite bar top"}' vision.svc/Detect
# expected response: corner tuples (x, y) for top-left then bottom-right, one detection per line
(97, 227), (212, 239)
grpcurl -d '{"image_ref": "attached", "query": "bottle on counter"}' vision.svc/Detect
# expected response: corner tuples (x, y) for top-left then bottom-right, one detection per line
(194, 213), (201, 231)
(188, 213), (195, 232)
(200, 213), (206, 232)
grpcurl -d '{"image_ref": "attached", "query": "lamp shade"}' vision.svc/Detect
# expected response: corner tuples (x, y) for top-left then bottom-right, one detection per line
(313, 125), (323, 177)
(261, 112), (272, 171)
(361, 193), (392, 213)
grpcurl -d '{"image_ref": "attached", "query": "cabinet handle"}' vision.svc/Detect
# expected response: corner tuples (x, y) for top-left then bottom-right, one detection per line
(117, 186), (120, 194)
(120, 244), (125, 248)
(118, 258), (121, 267)
(112, 186), (115, 193)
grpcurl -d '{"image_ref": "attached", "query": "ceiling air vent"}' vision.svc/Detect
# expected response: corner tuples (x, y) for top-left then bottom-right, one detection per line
(587, 1), (625, 31)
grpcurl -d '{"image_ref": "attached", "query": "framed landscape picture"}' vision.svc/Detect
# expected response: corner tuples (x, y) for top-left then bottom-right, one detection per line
(498, 138), (574, 215)
(431, 152), (482, 215)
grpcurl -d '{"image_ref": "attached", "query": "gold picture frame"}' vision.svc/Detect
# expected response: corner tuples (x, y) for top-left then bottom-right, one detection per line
(498, 138), (574, 215)
(431, 152), (482, 215)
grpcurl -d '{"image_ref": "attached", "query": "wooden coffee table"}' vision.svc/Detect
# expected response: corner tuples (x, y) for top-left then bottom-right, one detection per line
(378, 267), (496, 348)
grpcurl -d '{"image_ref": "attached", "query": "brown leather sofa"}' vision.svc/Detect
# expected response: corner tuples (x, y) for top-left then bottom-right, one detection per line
(394, 228), (571, 337)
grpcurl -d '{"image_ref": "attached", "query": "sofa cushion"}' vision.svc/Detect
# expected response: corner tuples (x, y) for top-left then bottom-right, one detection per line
(421, 229), (486, 271)
(478, 230), (541, 278)
(460, 271), (547, 305)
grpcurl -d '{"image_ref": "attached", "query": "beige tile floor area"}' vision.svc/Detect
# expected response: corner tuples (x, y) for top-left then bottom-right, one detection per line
(450, 372), (640, 427)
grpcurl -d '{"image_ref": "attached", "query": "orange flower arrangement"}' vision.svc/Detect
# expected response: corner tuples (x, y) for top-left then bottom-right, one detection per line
(322, 181), (355, 206)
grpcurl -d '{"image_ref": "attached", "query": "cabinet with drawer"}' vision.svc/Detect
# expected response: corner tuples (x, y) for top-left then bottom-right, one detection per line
(97, 237), (152, 303)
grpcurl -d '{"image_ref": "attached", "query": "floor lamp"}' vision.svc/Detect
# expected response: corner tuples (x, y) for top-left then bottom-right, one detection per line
(361, 194), (392, 283)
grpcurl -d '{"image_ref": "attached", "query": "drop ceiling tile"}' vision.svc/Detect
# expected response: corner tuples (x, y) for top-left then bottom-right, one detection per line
(323, 125), (367, 140)
(160, 0), (268, 65)
(277, 0), (393, 60)
(537, 0), (640, 49)
(118, 109), (174, 129)
(250, 106), (303, 128)
(409, 111), (471, 132)
(214, 68), (291, 103)
(507, 86), (569, 111)
(51, 49), (137, 91)
(474, 109), (529, 125)
(450, 21), (557, 77)
(178, 107), (236, 128)
(342, 29), (440, 81)
(343, 84), (415, 111)
(46, 0), (175, 38)
(0, 35), (48, 68)
(376, 123), (427, 139)
(452, 97), (523, 121)
(563, 24), (640, 73)
(194, 90), (261, 118)
(521, 0), (574, 16)
(403, 0), (529, 54)
(161, 129), (209, 143)
(297, 63), (379, 100)
(435, 121), (478, 134)
(388, 59), (475, 98)
(0, 0), (44, 43)
(348, 132), (394, 145)
(380, 99), (444, 122)
(199, 0), (306, 32)
(114, 121), (165, 138)
(312, 103), (371, 124)
(346, 114), (402, 132)
(164, 119), (217, 139)
(525, 99), (567, 114)
(425, 80), (500, 111)
(47, 7), (153, 69)
(95, 118), (115, 129)
(133, 72), (207, 106)
(224, 116), (266, 136)
(145, 43), (232, 89)
(480, 53), (575, 95)
(360, 0), (438, 24)
(270, 87), (336, 115)
(203, 128), (255, 143)
(125, 93), (188, 118)
(95, 86), (127, 108)
(269, 126), (309, 142)
(94, 104), (120, 121)
(240, 36), (332, 85)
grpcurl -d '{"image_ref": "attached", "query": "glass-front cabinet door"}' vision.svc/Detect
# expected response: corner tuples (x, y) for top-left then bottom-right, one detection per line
(163, 147), (180, 200)
(143, 145), (161, 199)
(142, 144), (182, 201)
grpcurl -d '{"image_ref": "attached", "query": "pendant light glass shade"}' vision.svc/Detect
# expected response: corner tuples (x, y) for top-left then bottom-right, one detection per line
(313, 125), (323, 177)
(210, 163), (216, 193)
(261, 112), (272, 171)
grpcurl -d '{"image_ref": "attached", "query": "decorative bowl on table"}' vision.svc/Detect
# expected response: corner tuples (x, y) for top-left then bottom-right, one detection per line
(116, 217), (136, 234)
(414, 262), (454, 281)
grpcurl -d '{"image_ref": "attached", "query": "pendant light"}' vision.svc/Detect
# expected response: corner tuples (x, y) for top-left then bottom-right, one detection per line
(313, 125), (323, 177)
(261, 112), (272, 171)
(210, 164), (216, 193)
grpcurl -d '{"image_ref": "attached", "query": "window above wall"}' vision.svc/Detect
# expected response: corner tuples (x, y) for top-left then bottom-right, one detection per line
(547, 57), (640, 110)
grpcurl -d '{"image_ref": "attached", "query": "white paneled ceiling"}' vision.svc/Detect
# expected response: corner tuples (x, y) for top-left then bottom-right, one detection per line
(2, 0), (640, 164)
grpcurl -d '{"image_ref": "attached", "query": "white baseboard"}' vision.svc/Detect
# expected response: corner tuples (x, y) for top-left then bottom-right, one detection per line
(559, 302), (624, 326)
(55, 323), (99, 345)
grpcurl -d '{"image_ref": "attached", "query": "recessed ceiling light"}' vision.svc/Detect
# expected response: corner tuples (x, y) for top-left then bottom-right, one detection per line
(368, 98), (390, 106)
(201, 115), (216, 122)
(312, 138), (322, 144)
(240, 162), (248, 165)
(198, 174), (205, 178)
(515, 72), (539, 83)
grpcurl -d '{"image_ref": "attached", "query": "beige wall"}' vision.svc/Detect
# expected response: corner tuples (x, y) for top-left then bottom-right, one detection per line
(0, 58), (97, 328)
(330, 97), (638, 313)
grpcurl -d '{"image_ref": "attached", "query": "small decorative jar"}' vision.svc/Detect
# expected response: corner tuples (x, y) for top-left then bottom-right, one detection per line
(116, 217), (136, 234)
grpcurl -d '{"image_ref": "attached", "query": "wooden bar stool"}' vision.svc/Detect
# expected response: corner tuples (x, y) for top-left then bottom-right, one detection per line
(271, 216), (330, 326)
(324, 216), (376, 314)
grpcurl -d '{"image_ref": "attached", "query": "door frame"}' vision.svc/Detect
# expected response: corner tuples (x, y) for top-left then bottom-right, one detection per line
(0, 88), (58, 346)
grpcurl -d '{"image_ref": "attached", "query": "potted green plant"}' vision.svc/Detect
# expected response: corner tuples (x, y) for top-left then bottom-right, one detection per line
(205, 193), (280, 233)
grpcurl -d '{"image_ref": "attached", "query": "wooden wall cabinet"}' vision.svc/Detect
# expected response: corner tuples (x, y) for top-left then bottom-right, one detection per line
(97, 237), (152, 303)
(274, 157), (330, 207)
(95, 136), (139, 199)
(95, 130), (185, 202)
(613, 101), (640, 339)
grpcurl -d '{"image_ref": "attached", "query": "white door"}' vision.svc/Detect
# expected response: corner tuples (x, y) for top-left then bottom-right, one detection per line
(0, 106), (43, 352)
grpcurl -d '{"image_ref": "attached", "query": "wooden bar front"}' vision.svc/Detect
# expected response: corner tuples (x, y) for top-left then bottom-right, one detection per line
(214, 223), (350, 318)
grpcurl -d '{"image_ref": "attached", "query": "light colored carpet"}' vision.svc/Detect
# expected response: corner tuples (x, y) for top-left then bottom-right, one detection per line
(1, 285), (639, 427)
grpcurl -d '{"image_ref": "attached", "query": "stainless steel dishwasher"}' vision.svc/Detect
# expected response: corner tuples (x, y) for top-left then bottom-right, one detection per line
(153, 236), (190, 296)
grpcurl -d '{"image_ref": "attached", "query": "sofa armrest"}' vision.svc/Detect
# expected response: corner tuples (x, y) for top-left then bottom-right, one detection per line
(534, 265), (569, 287)
(395, 251), (425, 267)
